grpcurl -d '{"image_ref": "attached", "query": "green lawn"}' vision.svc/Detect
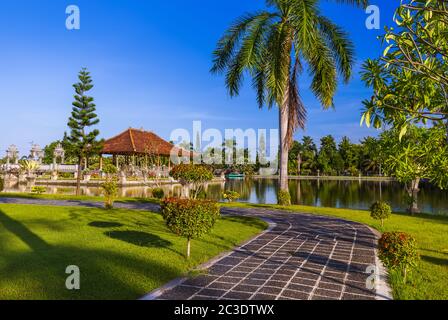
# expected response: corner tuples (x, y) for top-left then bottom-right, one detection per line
(0, 204), (267, 300)
(1, 192), (447, 300)
(224, 202), (448, 300)
(0, 192), (159, 204)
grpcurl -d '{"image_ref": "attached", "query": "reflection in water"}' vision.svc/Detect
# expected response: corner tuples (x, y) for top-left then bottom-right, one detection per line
(4, 178), (448, 215)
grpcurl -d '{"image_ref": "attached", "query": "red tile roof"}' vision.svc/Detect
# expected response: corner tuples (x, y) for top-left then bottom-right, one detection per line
(101, 128), (186, 156)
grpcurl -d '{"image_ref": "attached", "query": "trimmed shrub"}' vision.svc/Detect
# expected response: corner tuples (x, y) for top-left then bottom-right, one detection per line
(378, 232), (419, 283)
(102, 164), (118, 175)
(170, 164), (214, 199)
(161, 198), (220, 258)
(152, 188), (165, 199)
(31, 186), (47, 194)
(0, 176), (4, 192)
(278, 190), (291, 206)
(223, 190), (240, 203)
(191, 188), (207, 200)
(370, 201), (392, 227)
(101, 181), (118, 210)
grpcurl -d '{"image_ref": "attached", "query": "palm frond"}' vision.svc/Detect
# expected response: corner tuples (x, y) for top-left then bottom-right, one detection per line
(324, 0), (369, 8)
(213, 12), (276, 97)
(289, 0), (320, 55)
(265, 23), (293, 106)
(252, 59), (268, 108)
(301, 31), (337, 108)
(211, 12), (271, 74)
(318, 16), (355, 83)
(286, 58), (307, 147)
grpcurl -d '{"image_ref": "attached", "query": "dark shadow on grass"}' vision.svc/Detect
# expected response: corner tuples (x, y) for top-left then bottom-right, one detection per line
(421, 255), (448, 267)
(0, 208), (186, 299)
(105, 230), (172, 248)
(0, 210), (50, 251)
(89, 221), (124, 228)
(0, 244), (183, 300)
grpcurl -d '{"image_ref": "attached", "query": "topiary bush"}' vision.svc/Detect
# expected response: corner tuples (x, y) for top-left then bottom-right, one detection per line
(170, 164), (214, 199)
(378, 232), (419, 283)
(161, 198), (220, 258)
(370, 201), (392, 227)
(101, 181), (118, 210)
(152, 188), (165, 199)
(102, 164), (118, 176)
(277, 190), (291, 206)
(223, 190), (240, 203)
(31, 186), (47, 194)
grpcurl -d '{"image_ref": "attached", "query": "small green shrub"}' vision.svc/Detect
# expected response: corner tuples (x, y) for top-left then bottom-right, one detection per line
(161, 198), (220, 258)
(223, 190), (240, 202)
(59, 172), (75, 179)
(378, 232), (419, 283)
(170, 164), (214, 199)
(277, 190), (291, 206)
(103, 164), (118, 175)
(31, 186), (47, 194)
(101, 181), (118, 210)
(152, 188), (165, 199)
(191, 188), (208, 200)
(370, 201), (392, 227)
(0, 176), (4, 192)
(170, 164), (214, 183)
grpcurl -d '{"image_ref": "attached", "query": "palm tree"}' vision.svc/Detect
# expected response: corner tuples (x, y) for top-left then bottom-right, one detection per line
(211, 0), (367, 204)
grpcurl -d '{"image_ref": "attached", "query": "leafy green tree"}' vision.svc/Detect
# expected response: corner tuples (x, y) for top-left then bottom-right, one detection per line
(161, 198), (220, 259)
(338, 136), (360, 175)
(289, 140), (303, 175)
(359, 136), (383, 175)
(43, 140), (78, 165)
(170, 164), (214, 199)
(318, 135), (344, 175)
(300, 136), (318, 175)
(42, 141), (61, 165)
(211, 0), (366, 204)
(65, 68), (102, 195)
(361, 1), (448, 139)
(379, 125), (448, 214)
(370, 201), (392, 227)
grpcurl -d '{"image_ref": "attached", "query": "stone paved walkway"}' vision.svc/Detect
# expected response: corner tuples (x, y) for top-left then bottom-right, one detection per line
(0, 197), (388, 300)
(152, 208), (384, 301)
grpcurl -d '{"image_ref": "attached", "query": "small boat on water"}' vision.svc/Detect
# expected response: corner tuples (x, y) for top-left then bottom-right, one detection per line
(226, 173), (245, 179)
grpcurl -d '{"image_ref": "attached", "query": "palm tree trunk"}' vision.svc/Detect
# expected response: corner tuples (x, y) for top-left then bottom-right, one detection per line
(279, 103), (289, 192)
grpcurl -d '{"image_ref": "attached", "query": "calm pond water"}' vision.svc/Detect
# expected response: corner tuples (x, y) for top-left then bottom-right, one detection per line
(6, 178), (448, 215)
(210, 178), (448, 215)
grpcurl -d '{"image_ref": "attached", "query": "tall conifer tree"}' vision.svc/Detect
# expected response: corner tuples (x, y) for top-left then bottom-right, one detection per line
(66, 68), (101, 195)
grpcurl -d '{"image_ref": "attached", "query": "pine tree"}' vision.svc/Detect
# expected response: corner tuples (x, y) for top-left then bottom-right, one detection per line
(66, 68), (101, 195)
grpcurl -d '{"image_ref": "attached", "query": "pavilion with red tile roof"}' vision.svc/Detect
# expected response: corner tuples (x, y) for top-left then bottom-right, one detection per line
(100, 128), (189, 169)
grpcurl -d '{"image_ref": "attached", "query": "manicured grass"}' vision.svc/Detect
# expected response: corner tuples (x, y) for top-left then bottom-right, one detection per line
(223, 202), (448, 300)
(0, 192), (159, 204)
(0, 204), (267, 300)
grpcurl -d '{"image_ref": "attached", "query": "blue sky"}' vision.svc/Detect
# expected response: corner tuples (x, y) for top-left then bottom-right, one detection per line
(0, 0), (398, 155)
